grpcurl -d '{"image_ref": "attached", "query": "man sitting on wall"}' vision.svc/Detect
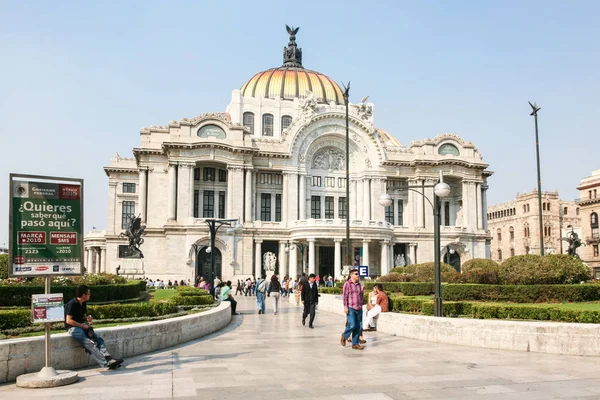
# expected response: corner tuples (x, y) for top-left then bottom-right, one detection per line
(65, 285), (124, 370)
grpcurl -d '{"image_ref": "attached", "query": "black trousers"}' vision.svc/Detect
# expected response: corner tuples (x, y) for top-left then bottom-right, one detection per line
(224, 297), (237, 314)
(302, 302), (316, 325)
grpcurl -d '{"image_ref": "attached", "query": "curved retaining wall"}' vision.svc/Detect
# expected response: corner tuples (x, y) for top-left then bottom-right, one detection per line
(0, 302), (231, 383)
(318, 294), (600, 357)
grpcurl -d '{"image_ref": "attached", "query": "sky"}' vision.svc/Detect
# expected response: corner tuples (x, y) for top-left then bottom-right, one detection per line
(1, 1), (599, 246)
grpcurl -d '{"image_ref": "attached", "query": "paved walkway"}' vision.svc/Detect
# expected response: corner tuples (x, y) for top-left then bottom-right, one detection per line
(2, 295), (600, 399)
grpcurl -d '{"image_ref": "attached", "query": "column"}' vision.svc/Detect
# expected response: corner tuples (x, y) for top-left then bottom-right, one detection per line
(350, 179), (357, 221)
(416, 179), (424, 228)
(278, 241), (287, 277)
(86, 248), (93, 272)
(288, 173), (298, 221)
(334, 239), (342, 278)
(476, 182), (483, 230)
(357, 179), (364, 220)
(409, 243), (417, 265)
(227, 168), (234, 219)
(461, 180), (470, 228)
(101, 247), (107, 273)
(315, 244), (320, 276)
(167, 163), (177, 221)
(254, 239), (262, 278)
(299, 174), (306, 219)
(406, 178), (417, 228)
(282, 173), (288, 223)
(482, 183), (490, 259)
(424, 179), (435, 230)
(108, 182), (118, 234)
(363, 178), (371, 222)
(270, 193), (276, 222)
(189, 166), (195, 218)
(244, 168), (253, 223)
(94, 248), (101, 273)
(308, 239), (316, 275)
(289, 244), (298, 280)
(138, 168), (147, 223)
(362, 239), (370, 267)
(380, 241), (389, 276)
(232, 167), (245, 220)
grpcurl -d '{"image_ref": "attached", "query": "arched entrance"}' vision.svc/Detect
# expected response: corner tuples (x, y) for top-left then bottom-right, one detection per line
(443, 249), (461, 272)
(196, 247), (222, 282)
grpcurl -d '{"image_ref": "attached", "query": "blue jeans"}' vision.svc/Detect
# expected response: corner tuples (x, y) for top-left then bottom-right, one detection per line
(256, 292), (266, 313)
(343, 308), (363, 345)
(68, 327), (111, 367)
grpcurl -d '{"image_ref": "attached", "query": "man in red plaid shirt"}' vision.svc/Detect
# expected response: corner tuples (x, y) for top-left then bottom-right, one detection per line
(340, 268), (365, 350)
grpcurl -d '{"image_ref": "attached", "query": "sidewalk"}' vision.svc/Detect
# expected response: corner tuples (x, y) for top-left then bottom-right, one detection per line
(1, 294), (600, 399)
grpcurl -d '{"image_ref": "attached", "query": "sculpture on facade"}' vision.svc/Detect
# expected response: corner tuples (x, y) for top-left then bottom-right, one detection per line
(562, 229), (582, 258)
(300, 90), (317, 115)
(283, 25), (303, 67)
(394, 254), (406, 267)
(120, 215), (146, 258)
(352, 95), (373, 120)
(263, 251), (277, 272)
(312, 147), (345, 171)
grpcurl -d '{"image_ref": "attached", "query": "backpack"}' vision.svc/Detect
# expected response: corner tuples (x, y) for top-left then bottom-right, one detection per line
(387, 294), (394, 312)
(257, 279), (267, 293)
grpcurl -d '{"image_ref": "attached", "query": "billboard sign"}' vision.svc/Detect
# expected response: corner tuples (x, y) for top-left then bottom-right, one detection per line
(31, 293), (65, 323)
(9, 174), (84, 276)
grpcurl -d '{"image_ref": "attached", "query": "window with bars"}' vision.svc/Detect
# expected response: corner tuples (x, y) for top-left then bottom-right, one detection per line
(497, 229), (502, 241)
(594, 245), (599, 257)
(311, 196), (321, 219)
(203, 191), (214, 217)
(275, 194), (281, 221)
(510, 227), (514, 240)
(203, 167), (215, 181)
(312, 176), (321, 187)
(261, 193), (271, 221)
(218, 169), (227, 182)
(243, 112), (254, 133)
(385, 203), (394, 224)
(193, 189), (199, 218)
(258, 173), (283, 185)
(281, 115), (292, 133)
(338, 197), (347, 219)
(338, 177), (346, 188)
(219, 191), (225, 219)
(398, 199), (404, 226)
(498, 249), (503, 261)
(121, 201), (135, 229)
(325, 196), (334, 219)
(262, 114), (274, 136)
(510, 248), (515, 257)
(325, 177), (335, 188)
(123, 183), (136, 193)
(444, 201), (450, 226)
(194, 168), (200, 181)
(592, 212), (599, 239)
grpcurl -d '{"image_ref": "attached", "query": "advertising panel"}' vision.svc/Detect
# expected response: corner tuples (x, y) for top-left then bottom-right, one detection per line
(31, 293), (65, 323)
(9, 174), (84, 276)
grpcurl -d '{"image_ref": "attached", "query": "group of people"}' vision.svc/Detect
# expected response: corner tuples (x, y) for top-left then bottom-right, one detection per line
(146, 278), (191, 289)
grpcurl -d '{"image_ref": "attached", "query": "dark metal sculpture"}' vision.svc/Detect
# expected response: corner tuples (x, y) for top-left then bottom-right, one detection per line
(562, 229), (582, 258)
(120, 215), (146, 258)
(283, 25), (303, 67)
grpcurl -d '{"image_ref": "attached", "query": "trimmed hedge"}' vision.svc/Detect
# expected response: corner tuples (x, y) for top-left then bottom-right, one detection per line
(171, 295), (214, 306)
(88, 302), (178, 319)
(364, 282), (434, 296)
(319, 287), (342, 294)
(0, 309), (31, 330)
(176, 287), (210, 297)
(0, 281), (146, 306)
(499, 254), (591, 285)
(442, 283), (600, 303)
(0, 254), (8, 280)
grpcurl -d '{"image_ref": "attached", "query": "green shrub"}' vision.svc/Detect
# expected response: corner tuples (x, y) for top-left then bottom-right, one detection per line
(364, 282), (433, 296)
(460, 259), (500, 284)
(421, 301), (467, 317)
(0, 254), (8, 280)
(403, 262), (459, 283)
(498, 254), (590, 285)
(88, 302), (178, 319)
(0, 309), (31, 330)
(177, 288), (210, 296)
(378, 272), (414, 282)
(0, 281), (146, 306)
(389, 267), (406, 274)
(319, 287), (342, 294)
(171, 295), (214, 306)
(442, 283), (600, 303)
(541, 254), (591, 284)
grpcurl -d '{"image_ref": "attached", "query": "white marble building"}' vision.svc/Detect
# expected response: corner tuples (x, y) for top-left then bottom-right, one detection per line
(84, 28), (492, 282)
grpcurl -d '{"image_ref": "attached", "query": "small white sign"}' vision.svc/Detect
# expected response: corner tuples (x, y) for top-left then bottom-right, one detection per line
(32, 293), (64, 323)
(358, 265), (369, 277)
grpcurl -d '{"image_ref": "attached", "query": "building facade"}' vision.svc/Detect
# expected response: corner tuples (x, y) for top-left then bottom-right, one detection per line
(487, 191), (581, 262)
(577, 169), (600, 277)
(84, 28), (492, 282)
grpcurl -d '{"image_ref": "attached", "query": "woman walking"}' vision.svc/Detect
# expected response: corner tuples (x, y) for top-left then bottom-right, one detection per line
(268, 275), (282, 315)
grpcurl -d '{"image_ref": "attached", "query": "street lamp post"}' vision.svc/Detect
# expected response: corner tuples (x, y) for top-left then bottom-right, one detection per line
(202, 218), (243, 296)
(394, 172), (451, 316)
(529, 101), (544, 256)
(342, 82), (351, 270)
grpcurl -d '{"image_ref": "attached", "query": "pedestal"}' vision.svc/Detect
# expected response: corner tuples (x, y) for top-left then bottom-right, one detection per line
(120, 258), (145, 278)
(16, 370), (78, 388)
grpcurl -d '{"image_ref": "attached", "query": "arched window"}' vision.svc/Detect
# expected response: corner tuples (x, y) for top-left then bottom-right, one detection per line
(498, 249), (503, 261)
(262, 114), (274, 136)
(523, 204), (527, 213)
(243, 112), (254, 134)
(509, 226), (514, 240)
(525, 246), (530, 254)
(524, 223), (530, 238)
(497, 228), (502, 241)
(564, 207), (568, 215)
(592, 212), (599, 239)
(510, 248), (515, 257)
(281, 115), (292, 133)
(576, 207), (580, 216)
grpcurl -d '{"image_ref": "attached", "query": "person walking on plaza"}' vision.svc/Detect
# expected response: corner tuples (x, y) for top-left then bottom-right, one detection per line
(221, 281), (239, 315)
(256, 275), (267, 314)
(268, 275), (282, 315)
(341, 268), (365, 350)
(235, 279), (244, 296)
(65, 285), (124, 370)
(301, 273), (319, 328)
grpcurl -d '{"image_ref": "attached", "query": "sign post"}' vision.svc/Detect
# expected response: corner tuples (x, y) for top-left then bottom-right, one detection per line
(10, 174), (82, 387)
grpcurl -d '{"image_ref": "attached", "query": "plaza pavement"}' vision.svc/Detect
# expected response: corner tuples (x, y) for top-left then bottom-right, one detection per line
(1, 295), (600, 399)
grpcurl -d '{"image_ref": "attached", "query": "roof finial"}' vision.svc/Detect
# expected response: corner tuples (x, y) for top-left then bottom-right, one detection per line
(283, 25), (303, 68)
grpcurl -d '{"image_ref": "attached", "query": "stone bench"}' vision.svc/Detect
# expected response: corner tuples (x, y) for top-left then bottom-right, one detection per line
(0, 302), (231, 383)
(318, 294), (600, 357)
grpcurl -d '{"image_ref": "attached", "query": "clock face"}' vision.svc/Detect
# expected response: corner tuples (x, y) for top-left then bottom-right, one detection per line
(438, 143), (460, 156)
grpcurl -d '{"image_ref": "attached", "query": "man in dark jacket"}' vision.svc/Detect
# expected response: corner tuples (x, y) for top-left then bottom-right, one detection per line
(301, 273), (319, 328)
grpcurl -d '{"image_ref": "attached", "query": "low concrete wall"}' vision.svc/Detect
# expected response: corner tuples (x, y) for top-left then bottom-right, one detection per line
(319, 294), (600, 357)
(0, 302), (231, 383)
